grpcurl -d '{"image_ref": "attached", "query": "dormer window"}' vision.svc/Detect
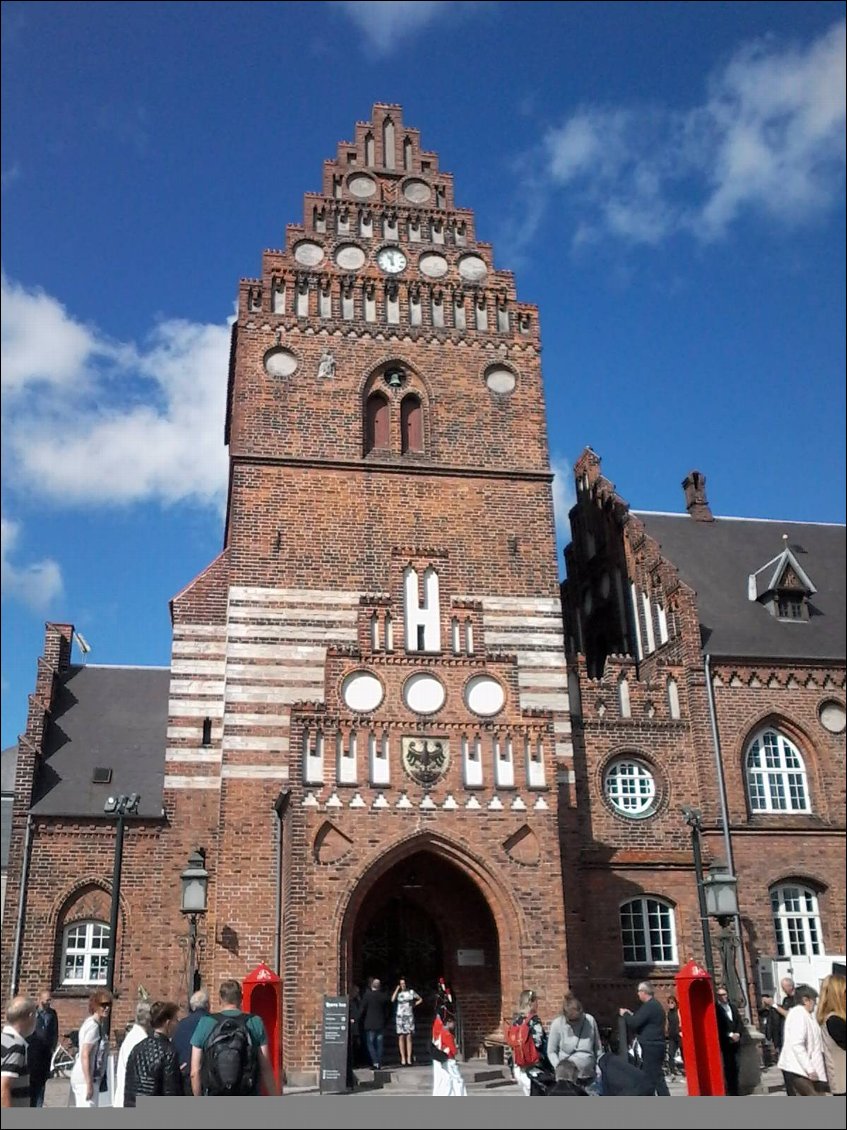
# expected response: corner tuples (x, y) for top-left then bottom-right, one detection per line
(748, 541), (816, 623)
(776, 593), (806, 621)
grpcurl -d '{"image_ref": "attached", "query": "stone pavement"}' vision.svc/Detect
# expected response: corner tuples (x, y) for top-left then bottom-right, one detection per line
(42, 1062), (787, 1104)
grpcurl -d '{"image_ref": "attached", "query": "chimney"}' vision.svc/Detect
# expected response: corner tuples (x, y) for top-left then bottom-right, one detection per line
(682, 471), (714, 522)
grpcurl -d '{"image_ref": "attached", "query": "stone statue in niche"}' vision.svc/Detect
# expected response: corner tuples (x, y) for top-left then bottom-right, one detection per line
(317, 349), (336, 380)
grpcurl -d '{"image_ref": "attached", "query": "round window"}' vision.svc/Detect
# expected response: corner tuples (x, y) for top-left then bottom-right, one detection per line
(604, 758), (657, 818)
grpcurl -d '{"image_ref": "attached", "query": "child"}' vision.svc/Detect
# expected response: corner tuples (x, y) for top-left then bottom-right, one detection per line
(431, 1014), (467, 1096)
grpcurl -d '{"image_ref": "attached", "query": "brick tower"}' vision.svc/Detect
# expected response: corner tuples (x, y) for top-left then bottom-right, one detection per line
(165, 104), (571, 1079)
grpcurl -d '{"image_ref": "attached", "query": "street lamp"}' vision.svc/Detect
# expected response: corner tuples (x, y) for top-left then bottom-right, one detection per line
(180, 848), (209, 1004)
(703, 866), (744, 1010)
(680, 806), (715, 980)
(104, 793), (141, 1033)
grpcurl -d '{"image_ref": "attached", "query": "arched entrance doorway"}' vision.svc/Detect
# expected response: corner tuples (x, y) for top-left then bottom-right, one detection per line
(345, 848), (503, 1062)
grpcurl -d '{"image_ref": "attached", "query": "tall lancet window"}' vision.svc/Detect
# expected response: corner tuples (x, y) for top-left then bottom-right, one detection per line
(365, 393), (389, 453)
(401, 394), (423, 453)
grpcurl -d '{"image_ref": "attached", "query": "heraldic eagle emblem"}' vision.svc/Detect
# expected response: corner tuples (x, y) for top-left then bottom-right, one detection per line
(401, 737), (450, 787)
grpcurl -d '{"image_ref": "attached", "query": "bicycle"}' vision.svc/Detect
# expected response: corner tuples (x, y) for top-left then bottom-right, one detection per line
(50, 1031), (79, 1078)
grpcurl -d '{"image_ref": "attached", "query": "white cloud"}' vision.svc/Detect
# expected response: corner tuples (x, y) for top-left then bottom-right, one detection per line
(336, 1), (470, 53)
(1, 515), (63, 610)
(1, 273), (231, 510)
(543, 20), (846, 246)
(550, 456), (575, 543)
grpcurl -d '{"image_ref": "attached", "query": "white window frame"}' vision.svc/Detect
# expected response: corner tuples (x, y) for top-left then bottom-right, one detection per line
(770, 884), (823, 959)
(620, 897), (678, 966)
(745, 728), (811, 813)
(61, 920), (111, 985)
(604, 758), (657, 818)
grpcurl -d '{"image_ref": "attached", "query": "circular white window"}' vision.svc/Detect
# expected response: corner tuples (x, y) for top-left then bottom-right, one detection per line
(293, 241), (325, 267)
(464, 675), (505, 717)
(347, 173), (377, 198)
(458, 255), (488, 282)
(341, 671), (384, 713)
(335, 244), (366, 270)
(604, 759), (657, 818)
(403, 673), (446, 715)
(419, 252), (449, 278)
(484, 365), (516, 395)
(263, 347), (298, 377)
(403, 178), (431, 204)
(819, 700), (846, 734)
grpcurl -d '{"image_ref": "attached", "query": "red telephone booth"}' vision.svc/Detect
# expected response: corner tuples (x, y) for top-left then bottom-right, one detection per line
(242, 962), (283, 1092)
(675, 960), (725, 1095)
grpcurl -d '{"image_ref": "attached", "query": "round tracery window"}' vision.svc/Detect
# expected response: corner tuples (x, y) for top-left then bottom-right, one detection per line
(604, 758), (657, 818)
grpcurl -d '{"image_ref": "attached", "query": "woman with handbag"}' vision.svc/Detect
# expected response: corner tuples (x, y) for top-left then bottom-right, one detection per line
(546, 994), (602, 1092)
(69, 991), (113, 1107)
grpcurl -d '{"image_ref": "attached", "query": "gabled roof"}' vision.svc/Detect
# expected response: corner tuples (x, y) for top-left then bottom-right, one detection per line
(634, 513), (846, 661)
(749, 545), (817, 600)
(30, 665), (170, 819)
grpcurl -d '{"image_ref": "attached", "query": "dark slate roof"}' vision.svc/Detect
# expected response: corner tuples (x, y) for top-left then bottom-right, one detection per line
(634, 513), (846, 661)
(31, 665), (170, 819)
(1, 745), (18, 794)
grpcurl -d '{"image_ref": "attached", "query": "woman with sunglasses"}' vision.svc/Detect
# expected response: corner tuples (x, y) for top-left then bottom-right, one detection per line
(70, 991), (113, 1106)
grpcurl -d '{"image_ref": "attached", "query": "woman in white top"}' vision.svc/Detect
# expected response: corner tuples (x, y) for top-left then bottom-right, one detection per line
(113, 1001), (151, 1107)
(777, 984), (828, 1096)
(70, 991), (112, 1107)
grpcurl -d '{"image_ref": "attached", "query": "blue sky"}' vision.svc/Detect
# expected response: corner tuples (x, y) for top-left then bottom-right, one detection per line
(2, 1), (845, 748)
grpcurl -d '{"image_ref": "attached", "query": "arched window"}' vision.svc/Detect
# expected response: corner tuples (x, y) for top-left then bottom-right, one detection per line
(620, 898), (677, 966)
(365, 392), (389, 453)
(745, 728), (811, 813)
(770, 884), (823, 958)
(62, 920), (110, 984)
(604, 758), (657, 818)
(400, 394), (423, 453)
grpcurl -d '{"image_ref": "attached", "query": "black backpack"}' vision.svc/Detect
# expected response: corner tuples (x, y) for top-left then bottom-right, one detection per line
(202, 1012), (258, 1096)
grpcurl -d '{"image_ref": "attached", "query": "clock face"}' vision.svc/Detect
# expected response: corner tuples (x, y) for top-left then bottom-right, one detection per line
(377, 247), (407, 274)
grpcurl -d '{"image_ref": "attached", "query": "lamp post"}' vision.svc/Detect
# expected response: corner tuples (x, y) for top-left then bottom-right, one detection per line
(702, 863), (764, 1094)
(104, 793), (141, 1034)
(681, 806), (715, 980)
(180, 848), (209, 1005)
(702, 866), (745, 1010)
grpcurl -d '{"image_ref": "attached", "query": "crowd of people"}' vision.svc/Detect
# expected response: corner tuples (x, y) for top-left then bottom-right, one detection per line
(0, 979), (279, 1107)
(2, 966), (844, 1105)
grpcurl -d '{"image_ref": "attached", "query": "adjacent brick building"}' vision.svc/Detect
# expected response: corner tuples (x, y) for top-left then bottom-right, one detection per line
(561, 448), (845, 1018)
(2, 107), (844, 1083)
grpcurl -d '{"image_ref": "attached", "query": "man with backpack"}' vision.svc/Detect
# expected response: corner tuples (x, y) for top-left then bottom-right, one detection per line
(190, 980), (279, 1096)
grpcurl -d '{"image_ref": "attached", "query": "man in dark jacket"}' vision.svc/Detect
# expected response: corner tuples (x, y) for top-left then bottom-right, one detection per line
(171, 991), (209, 1095)
(124, 1001), (182, 1107)
(360, 978), (391, 1070)
(620, 981), (669, 1096)
(27, 991), (59, 1107)
(714, 986), (743, 1095)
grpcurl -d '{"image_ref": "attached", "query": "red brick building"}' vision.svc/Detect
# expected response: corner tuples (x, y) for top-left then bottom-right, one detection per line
(561, 448), (845, 1019)
(1, 106), (574, 1081)
(2, 108), (844, 1084)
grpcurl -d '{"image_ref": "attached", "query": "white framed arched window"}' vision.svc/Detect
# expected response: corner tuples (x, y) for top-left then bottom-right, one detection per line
(604, 758), (657, 818)
(745, 728), (810, 813)
(770, 884), (823, 959)
(620, 897), (677, 966)
(62, 920), (110, 984)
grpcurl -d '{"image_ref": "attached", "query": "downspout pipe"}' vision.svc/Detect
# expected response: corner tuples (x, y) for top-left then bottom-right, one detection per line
(704, 652), (752, 1019)
(10, 814), (34, 995)
(273, 790), (290, 974)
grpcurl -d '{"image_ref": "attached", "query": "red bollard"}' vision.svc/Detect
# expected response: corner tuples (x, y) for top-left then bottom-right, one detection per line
(675, 960), (725, 1095)
(242, 962), (283, 1092)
